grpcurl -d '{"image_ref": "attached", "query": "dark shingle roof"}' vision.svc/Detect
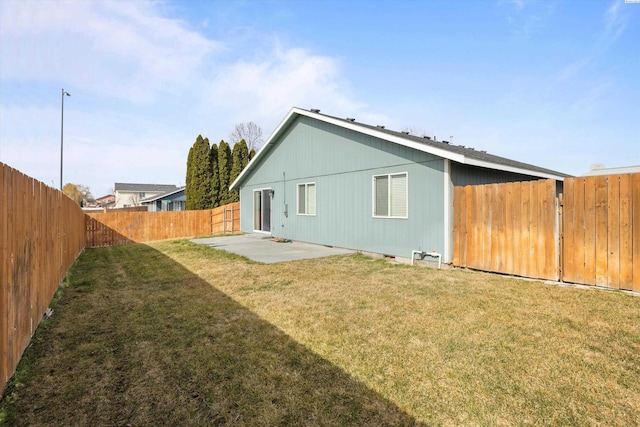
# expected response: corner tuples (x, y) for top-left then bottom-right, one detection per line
(320, 112), (571, 179)
(114, 183), (178, 192)
(230, 107), (570, 190)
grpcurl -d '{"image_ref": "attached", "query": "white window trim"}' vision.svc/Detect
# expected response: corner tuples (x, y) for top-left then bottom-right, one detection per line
(372, 172), (408, 219)
(296, 182), (316, 216)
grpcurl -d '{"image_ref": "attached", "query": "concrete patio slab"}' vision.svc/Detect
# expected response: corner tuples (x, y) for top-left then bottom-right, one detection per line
(190, 234), (354, 264)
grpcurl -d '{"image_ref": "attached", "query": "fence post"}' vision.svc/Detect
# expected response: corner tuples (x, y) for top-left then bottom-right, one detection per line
(558, 193), (563, 282)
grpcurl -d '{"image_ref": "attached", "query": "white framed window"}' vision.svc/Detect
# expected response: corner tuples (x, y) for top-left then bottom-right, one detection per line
(297, 182), (316, 215)
(373, 173), (407, 218)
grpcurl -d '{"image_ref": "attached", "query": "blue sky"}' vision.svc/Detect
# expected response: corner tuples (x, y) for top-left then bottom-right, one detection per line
(1, 0), (638, 198)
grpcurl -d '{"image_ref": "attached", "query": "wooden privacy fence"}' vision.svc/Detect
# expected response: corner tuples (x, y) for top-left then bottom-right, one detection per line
(1, 163), (86, 393)
(453, 179), (559, 281)
(453, 174), (639, 291)
(2, 161), (243, 394)
(563, 174), (640, 290)
(85, 202), (240, 247)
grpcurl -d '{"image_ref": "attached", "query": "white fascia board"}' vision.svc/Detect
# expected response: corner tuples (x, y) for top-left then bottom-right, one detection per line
(230, 108), (300, 190)
(141, 187), (185, 203)
(464, 158), (566, 181)
(297, 109), (467, 164)
(230, 107), (566, 190)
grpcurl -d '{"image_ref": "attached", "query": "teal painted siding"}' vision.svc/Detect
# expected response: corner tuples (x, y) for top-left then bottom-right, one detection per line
(239, 116), (446, 258)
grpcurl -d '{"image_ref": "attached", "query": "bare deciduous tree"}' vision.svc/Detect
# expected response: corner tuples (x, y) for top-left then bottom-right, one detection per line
(229, 122), (264, 151)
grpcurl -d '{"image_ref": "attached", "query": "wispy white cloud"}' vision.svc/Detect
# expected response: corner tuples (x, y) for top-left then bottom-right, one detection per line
(555, 56), (594, 82)
(599, 0), (629, 48)
(499, 0), (534, 10)
(543, 0), (630, 116)
(499, 0), (554, 39)
(202, 44), (365, 130)
(568, 80), (613, 115)
(0, 0), (221, 103)
(0, 0), (372, 195)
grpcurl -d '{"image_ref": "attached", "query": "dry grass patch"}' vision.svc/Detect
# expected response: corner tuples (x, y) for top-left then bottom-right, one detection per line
(159, 240), (640, 426)
(2, 239), (640, 426)
(1, 243), (416, 426)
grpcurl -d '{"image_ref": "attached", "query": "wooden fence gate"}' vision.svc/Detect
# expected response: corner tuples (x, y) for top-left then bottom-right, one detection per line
(453, 179), (559, 281)
(453, 174), (639, 291)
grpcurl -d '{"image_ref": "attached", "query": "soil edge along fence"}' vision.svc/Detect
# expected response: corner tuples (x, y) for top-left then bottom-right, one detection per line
(1, 163), (86, 394)
(85, 202), (240, 247)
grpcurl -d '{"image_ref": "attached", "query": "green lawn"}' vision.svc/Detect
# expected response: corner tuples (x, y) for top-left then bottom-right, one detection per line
(2, 240), (640, 426)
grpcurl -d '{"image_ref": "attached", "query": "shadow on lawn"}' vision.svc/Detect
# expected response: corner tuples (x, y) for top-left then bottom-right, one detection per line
(1, 243), (421, 426)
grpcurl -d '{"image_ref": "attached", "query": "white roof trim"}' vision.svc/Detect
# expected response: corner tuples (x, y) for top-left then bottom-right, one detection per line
(230, 108), (301, 190)
(464, 158), (565, 180)
(140, 187), (185, 203)
(298, 108), (467, 164)
(230, 107), (566, 190)
(580, 165), (640, 176)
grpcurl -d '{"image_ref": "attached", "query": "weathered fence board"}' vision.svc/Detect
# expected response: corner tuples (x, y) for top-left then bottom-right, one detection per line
(619, 175), (633, 287)
(633, 173), (640, 291)
(453, 179), (559, 281)
(455, 174), (638, 290)
(562, 174), (639, 291)
(2, 162), (244, 394)
(85, 202), (240, 247)
(1, 163), (86, 394)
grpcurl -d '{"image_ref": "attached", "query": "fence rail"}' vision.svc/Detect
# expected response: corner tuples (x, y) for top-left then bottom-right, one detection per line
(85, 202), (240, 247)
(1, 163), (86, 393)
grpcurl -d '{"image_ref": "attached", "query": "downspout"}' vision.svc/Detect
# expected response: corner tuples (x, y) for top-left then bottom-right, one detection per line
(443, 159), (452, 263)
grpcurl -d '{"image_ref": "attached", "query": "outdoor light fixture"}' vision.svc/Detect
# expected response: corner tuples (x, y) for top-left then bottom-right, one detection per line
(60, 88), (70, 190)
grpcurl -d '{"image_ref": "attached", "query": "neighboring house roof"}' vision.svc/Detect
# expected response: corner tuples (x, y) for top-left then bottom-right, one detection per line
(95, 194), (115, 202)
(114, 183), (178, 192)
(230, 107), (570, 190)
(580, 165), (640, 176)
(141, 187), (186, 203)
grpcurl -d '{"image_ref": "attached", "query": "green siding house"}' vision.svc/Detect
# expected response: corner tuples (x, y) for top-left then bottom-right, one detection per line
(230, 108), (568, 263)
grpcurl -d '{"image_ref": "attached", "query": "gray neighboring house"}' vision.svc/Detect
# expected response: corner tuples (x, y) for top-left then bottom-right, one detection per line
(141, 187), (186, 212)
(230, 107), (569, 263)
(114, 183), (178, 208)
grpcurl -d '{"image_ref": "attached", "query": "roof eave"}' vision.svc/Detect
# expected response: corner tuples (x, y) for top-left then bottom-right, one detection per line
(229, 107), (568, 189)
(464, 158), (567, 181)
(230, 107), (468, 190)
(230, 107), (303, 190)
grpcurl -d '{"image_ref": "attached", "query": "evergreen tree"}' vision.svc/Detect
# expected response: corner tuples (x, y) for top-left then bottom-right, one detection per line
(229, 139), (249, 202)
(186, 135), (212, 210)
(209, 142), (220, 208)
(229, 140), (249, 203)
(201, 137), (214, 209)
(217, 140), (232, 205)
(185, 146), (195, 210)
(249, 148), (256, 160)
